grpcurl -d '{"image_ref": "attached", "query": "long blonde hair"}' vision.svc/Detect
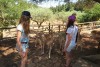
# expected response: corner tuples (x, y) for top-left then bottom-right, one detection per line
(19, 15), (30, 35)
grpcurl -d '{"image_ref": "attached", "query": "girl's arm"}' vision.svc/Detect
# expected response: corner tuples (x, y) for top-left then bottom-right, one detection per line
(17, 30), (22, 51)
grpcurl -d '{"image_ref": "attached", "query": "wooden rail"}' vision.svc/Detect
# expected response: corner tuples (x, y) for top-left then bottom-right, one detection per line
(0, 21), (100, 38)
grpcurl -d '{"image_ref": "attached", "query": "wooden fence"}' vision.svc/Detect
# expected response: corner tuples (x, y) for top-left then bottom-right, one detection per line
(31, 21), (100, 33)
(0, 21), (100, 38)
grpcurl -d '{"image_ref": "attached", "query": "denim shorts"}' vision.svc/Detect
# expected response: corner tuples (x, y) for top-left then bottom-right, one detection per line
(16, 43), (29, 52)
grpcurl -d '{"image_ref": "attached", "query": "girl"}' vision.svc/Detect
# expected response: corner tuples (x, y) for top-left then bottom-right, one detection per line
(16, 11), (31, 67)
(64, 18), (78, 67)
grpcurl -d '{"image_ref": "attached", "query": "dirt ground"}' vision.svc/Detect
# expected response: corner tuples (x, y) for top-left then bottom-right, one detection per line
(1, 20), (100, 67)
(0, 31), (100, 67)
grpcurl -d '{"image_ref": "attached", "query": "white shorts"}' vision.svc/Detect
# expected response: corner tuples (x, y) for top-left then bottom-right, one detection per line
(65, 42), (76, 52)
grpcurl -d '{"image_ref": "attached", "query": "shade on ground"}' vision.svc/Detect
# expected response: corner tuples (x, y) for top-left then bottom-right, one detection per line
(73, 54), (100, 67)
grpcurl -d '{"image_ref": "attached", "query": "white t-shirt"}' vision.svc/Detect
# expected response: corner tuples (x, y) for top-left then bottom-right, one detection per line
(65, 25), (78, 52)
(17, 24), (29, 42)
(17, 24), (23, 32)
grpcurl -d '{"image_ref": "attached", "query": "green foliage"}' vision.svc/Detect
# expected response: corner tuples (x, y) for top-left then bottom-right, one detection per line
(0, 0), (37, 27)
(78, 3), (100, 22)
(50, 3), (70, 13)
(55, 11), (69, 23)
(50, 2), (76, 13)
(0, 0), (99, 28)
(54, 11), (83, 24)
(74, 0), (95, 12)
(29, 8), (53, 28)
(77, 12), (86, 23)
(0, 0), (16, 27)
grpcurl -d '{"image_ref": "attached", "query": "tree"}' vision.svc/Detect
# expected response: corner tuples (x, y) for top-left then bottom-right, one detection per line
(55, 11), (68, 24)
(50, 3), (71, 13)
(0, 0), (37, 27)
(93, 0), (100, 3)
(0, 0), (17, 27)
(78, 3), (100, 22)
(29, 8), (53, 28)
(0, 0), (38, 38)
(74, 0), (96, 11)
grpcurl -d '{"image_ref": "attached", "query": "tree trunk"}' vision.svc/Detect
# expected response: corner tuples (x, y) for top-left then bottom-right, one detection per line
(0, 29), (3, 39)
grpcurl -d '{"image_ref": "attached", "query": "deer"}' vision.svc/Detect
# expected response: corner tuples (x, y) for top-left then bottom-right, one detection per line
(37, 30), (58, 58)
(32, 30), (66, 58)
(75, 27), (85, 51)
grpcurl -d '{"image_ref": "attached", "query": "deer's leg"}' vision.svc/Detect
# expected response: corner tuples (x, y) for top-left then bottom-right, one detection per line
(39, 40), (44, 54)
(35, 40), (37, 47)
(49, 45), (52, 58)
(41, 43), (44, 55)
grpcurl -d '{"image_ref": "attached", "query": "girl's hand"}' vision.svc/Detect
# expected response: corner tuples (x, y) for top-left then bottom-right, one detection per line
(19, 46), (23, 57)
(20, 48), (26, 57)
(22, 52), (26, 57)
(19, 46), (22, 52)
(63, 48), (66, 52)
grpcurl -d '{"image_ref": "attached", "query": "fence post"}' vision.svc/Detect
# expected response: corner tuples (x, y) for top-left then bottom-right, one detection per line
(49, 23), (50, 34)
(42, 26), (44, 31)
(58, 25), (60, 33)
(0, 29), (3, 39)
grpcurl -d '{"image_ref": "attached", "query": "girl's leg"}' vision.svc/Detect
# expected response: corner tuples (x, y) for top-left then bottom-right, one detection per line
(21, 49), (28, 67)
(65, 52), (72, 67)
(25, 49), (29, 65)
(21, 57), (26, 67)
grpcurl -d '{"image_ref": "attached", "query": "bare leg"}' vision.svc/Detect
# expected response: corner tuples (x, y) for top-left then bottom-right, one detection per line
(21, 49), (28, 67)
(65, 52), (72, 67)
(21, 57), (26, 67)
(25, 49), (28, 66)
